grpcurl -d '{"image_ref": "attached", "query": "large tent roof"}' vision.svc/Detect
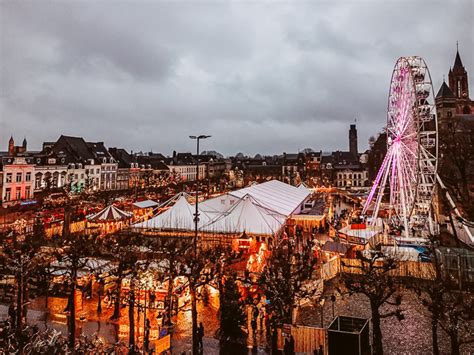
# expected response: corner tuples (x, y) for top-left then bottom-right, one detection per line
(133, 200), (159, 209)
(132, 193), (211, 230)
(200, 194), (286, 236)
(88, 205), (132, 222)
(230, 180), (310, 216)
(130, 180), (307, 235)
(199, 193), (241, 216)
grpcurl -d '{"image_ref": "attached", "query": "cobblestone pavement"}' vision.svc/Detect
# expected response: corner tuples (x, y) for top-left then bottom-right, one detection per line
(297, 280), (473, 355)
(0, 296), (267, 354)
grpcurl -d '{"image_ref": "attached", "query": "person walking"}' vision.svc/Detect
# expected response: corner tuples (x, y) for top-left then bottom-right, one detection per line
(251, 307), (258, 338)
(144, 318), (150, 352)
(198, 322), (204, 351)
(8, 303), (16, 327)
(289, 335), (295, 355)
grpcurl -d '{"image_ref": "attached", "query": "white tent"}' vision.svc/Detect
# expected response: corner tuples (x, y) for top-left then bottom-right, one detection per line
(297, 182), (312, 194)
(131, 180), (308, 235)
(230, 180), (310, 216)
(133, 200), (159, 209)
(200, 194), (286, 235)
(132, 193), (211, 231)
(199, 193), (240, 216)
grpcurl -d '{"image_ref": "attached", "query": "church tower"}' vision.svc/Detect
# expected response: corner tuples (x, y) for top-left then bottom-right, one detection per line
(349, 124), (358, 159)
(8, 136), (14, 155)
(448, 44), (472, 114)
(448, 46), (469, 100)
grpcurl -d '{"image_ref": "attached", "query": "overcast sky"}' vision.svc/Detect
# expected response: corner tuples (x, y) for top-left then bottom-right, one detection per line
(1, 1), (472, 156)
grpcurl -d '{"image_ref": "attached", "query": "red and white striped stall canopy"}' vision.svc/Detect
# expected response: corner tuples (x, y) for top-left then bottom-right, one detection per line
(88, 204), (132, 222)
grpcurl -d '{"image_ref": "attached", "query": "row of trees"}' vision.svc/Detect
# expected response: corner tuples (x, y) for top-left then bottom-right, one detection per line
(338, 238), (473, 355)
(0, 211), (250, 353)
(1, 207), (472, 355)
(0, 212), (324, 354)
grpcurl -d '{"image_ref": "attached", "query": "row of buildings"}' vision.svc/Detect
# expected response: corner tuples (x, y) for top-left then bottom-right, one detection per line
(0, 124), (370, 207)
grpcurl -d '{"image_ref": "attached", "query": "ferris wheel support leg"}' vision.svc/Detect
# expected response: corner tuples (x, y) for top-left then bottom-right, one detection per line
(372, 149), (394, 227)
(396, 152), (410, 238)
(363, 150), (391, 215)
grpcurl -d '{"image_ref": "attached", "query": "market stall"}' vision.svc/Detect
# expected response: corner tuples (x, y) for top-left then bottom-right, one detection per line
(87, 204), (132, 235)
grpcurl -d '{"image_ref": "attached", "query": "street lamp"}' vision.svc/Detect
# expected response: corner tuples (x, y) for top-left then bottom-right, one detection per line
(189, 135), (211, 255)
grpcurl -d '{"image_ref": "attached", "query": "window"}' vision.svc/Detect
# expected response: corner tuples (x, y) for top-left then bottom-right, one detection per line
(6, 173), (12, 183)
(25, 186), (31, 198)
(5, 188), (11, 201)
(25, 172), (31, 181)
(16, 187), (21, 200)
(16, 173), (22, 182)
(447, 111), (452, 118)
(96, 169), (100, 174)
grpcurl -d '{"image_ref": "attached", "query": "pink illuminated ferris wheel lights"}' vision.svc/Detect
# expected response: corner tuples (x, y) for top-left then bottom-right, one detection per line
(363, 57), (438, 238)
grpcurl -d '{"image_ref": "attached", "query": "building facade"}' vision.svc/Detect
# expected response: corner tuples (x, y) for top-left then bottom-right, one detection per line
(1, 156), (35, 206)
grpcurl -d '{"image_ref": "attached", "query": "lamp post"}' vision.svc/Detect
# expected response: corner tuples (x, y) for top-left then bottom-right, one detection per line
(189, 135), (211, 255)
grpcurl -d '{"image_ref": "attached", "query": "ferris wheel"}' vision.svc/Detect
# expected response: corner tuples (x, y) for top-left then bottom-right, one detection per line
(363, 56), (438, 237)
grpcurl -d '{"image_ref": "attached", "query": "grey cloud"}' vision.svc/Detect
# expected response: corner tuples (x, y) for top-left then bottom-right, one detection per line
(1, 0), (473, 156)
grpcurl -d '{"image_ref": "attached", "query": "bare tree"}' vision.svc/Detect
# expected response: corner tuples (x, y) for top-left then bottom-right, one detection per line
(411, 235), (474, 355)
(258, 238), (319, 331)
(52, 205), (101, 348)
(0, 215), (49, 335)
(339, 251), (403, 355)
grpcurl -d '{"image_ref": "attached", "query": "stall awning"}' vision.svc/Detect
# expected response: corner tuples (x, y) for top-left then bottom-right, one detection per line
(88, 205), (132, 222)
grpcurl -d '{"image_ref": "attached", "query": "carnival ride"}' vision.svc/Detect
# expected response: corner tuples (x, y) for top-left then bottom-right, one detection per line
(363, 57), (438, 237)
(363, 56), (474, 244)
